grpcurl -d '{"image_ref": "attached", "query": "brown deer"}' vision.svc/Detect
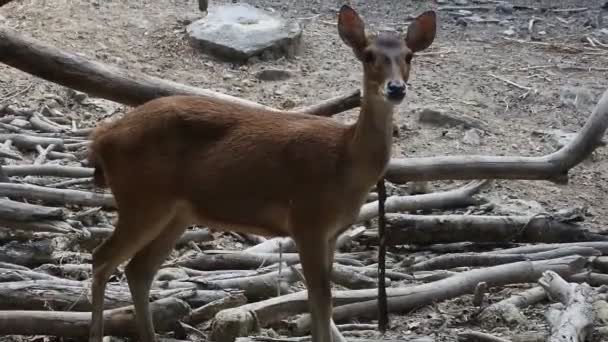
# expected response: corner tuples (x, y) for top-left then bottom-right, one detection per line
(87, 5), (435, 342)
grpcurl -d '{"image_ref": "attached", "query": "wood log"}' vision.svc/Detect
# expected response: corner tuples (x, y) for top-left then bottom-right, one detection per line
(212, 256), (585, 339)
(0, 278), (229, 311)
(385, 88), (608, 184)
(539, 270), (595, 342)
(0, 239), (89, 267)
(0, 297), (190, 338)
(185, 294), (248, 325)
(0, 182), (115, 208)
(0, 267), (60, 282)
(457, 331), (512, 342)
(0, 279), (131, 310)
(0, 218), (73, 233)
(245, 236), (297, 254)
(0, 198), (65, 221)
(379, 214), (606, 245)
(176, 251), (363, 270)
(0, 166), (7, 183)
(35, 263), (91, 280)
(357, 180), (488, 222)
(292, 256), (586, 335)
(186, 266), (299, 300)
(0, 133), (66, 151)
(569, 272), (608, 287)
(0, 25), (359, 116)
(485, 242), (608, 255)
(77, 227), (211, 251)
(152, 289), (235, 309)
(408, 246), (601, 272)
(477, 286), (547, 328)
(3, 164), (93, 178)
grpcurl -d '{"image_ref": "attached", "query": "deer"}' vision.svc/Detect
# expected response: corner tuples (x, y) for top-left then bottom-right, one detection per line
(87, 5), (436, 342)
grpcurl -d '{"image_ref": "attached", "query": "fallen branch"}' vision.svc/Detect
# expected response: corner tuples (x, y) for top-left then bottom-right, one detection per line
(0, 182), (115, 208)
(213, 256), (585, 338)
(3, 164), (93, 178)
(0, 198), (65, 221)
(35, 263), (92, 280)
(0, 267), (60, 282)
(185, 293), (248, 326)
(0, 239), (89, 267)
(78, 227), (211, 251)
(539, 270), (595, 342)
(294, 256), (586, 334)
(379, 213), (605, 245)
(569, 272), (608, 286)
(357, 180), (488, 222)
(0, 25), (359, 116)
(385, 88), (608, 184)
(245, 237), (297, 254)
(0, 297), (190, 338)
(409, 246), (601, 272)
(187, 265), (299, 300)
(477, 286), (547, 328)
(176, 251), (363, 270)
(458, 331), (512, 342)
(0, 218), (73, 233)
(486, 242), (608, 255)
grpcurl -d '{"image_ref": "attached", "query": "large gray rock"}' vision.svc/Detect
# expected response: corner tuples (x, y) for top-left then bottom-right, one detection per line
(187, 4), (302, 63)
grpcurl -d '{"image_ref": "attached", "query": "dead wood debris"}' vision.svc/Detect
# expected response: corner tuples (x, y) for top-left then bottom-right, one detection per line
(1, 14), (608, 342)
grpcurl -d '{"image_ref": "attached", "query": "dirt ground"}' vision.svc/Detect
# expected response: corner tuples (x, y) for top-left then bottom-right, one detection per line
(1, 0), (608, 341)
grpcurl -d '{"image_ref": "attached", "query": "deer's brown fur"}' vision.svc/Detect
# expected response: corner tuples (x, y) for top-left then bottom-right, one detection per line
(87, 5), (436, 342)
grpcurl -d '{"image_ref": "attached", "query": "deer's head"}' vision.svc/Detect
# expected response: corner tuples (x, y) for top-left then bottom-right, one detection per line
(338, 5), (436, 105)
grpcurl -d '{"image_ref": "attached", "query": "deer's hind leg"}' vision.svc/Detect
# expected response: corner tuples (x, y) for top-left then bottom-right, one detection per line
(89, 199), (177, 342)
(124, 215), (190, 342)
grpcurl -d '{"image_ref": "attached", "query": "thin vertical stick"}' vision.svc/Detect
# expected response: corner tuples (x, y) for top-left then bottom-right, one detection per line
(376, 177), (389, 332)
(277, 240), (283, 296)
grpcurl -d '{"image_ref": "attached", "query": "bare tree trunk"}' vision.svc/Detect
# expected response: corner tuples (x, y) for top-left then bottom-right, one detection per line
(385, 89), (608, 184)
(380, 213), (606, 245)
(0, 25), (359, 116)
(0, 297), (190, 338)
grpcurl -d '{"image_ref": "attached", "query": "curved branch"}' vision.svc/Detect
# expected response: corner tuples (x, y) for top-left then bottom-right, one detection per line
(385, 88), (608, 184)
(0, 25), (360, 116)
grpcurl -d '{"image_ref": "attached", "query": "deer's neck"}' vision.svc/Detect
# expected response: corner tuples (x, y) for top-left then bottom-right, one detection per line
(348, 91), (395, 182)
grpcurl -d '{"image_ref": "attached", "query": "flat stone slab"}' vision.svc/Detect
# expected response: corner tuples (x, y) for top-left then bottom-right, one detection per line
(187, 3), (302, 63)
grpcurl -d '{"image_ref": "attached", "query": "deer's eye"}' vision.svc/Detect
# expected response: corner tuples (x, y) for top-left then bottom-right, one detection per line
(405, 53), (413, 64)
(363, 50), (375, 64)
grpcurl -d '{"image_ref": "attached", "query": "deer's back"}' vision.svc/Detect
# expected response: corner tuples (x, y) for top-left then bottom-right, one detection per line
(91, 96), (363, 236)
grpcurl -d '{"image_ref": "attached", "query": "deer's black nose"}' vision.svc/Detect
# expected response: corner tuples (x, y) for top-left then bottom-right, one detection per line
(386, 80), (406, 100)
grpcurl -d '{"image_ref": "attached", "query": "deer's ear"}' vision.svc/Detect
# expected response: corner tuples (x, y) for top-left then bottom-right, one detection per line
(405, 10), (436, 52)
(338, 5), (368, 55)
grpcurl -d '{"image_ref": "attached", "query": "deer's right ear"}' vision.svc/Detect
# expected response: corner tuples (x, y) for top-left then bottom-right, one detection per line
(338, 5), (368, 57)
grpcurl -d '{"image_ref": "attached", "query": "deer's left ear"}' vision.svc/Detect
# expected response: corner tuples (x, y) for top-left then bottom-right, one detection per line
(405, 10), (436, 52)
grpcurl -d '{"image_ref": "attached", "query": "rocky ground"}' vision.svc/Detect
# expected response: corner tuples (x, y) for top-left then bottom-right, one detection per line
(1, 0), (608, 341)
